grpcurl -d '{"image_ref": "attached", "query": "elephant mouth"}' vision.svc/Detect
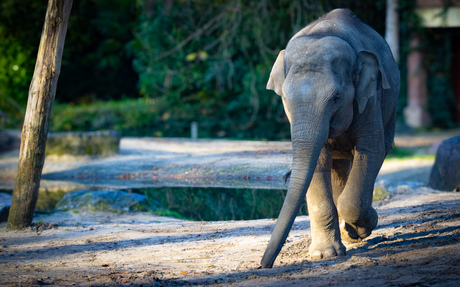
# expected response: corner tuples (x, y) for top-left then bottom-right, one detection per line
(329, 126), (340, 139)
(331, 150), (353, 159)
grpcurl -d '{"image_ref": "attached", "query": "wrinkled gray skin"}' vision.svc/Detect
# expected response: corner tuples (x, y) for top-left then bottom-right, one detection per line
(261, 9), (399, 268)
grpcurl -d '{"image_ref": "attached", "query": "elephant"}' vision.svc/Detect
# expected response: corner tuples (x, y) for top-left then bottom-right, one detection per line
(261, 9), (399, 268)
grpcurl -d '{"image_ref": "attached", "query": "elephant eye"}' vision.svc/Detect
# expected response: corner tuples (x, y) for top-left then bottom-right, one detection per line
(332, 94), (341, 104)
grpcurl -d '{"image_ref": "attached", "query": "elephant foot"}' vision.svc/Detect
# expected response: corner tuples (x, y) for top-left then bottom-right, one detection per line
(339, 207), (378, 242)
(309, 239), (346, 260)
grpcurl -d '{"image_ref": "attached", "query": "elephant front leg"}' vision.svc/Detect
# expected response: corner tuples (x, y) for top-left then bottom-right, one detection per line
(337, 139), (384, 242)
(307, 147), (346, 259)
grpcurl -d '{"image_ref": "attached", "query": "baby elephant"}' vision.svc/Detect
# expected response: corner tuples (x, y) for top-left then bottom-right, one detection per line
(261, 9), (399, 268)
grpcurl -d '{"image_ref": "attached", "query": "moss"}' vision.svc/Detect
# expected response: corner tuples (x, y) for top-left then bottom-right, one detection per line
(56, 190), (148, 213)
(36, 190), (66, 212)
(373, 186), (390, 202)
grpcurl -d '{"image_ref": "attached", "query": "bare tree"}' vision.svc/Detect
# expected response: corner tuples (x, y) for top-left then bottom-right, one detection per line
(7, 0), (73, 230)
(385, 0), (399, 63)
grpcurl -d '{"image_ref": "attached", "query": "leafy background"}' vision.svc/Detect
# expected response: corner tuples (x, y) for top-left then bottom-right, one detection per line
(0, 0), (457, 139)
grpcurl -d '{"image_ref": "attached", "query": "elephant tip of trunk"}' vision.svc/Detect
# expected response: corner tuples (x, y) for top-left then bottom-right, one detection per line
(260, 261), (274, 269)
(260, 253), (276, 268)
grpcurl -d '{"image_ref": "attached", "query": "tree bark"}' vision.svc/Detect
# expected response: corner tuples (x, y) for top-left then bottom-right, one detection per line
(385, 0), (399, 63)
(7, 0), (72, 230)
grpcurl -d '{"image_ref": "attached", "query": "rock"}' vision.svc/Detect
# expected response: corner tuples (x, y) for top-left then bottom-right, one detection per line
(429, 135), (460, 191)
(0, 192), (12, 222)
(46, 130), (120, 157)
(56, 190), (148, 213)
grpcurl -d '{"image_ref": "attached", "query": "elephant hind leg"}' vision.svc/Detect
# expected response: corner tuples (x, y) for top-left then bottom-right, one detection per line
(331, 159), (352, 206)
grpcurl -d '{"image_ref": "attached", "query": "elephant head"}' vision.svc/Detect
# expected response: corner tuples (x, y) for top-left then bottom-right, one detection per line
(261, 36), (389, 268)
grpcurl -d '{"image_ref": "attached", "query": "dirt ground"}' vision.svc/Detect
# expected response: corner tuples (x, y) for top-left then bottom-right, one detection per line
(0, 186), (459, 286)
(1, 133), (460, 286)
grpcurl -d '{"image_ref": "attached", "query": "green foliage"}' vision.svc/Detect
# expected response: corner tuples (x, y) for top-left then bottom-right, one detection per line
(0, 0), (47, 127)
(49, 0), (387, 139)
(50, 99), (163, 137)
(58, 0), (139, 103)
(128, 0), (386, 139)
(14, 1), (451, 138)
(51, 97), (279, 138)
(50, 97), (223, 137)
(0, 0), (139, 129)
(386, 145), (436, 160)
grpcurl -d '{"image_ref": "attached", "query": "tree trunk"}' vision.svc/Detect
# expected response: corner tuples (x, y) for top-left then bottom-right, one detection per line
(7, 0), (72, 230)
(385, 0), (399, 63)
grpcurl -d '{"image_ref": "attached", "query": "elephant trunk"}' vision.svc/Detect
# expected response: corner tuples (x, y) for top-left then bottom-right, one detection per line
(261, 119), (328, 268)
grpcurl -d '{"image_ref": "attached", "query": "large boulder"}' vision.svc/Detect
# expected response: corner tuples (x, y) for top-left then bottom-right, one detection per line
(429, 135), (460, 191)
(46, 130), (120, 157)
(56, 190), (148, 213)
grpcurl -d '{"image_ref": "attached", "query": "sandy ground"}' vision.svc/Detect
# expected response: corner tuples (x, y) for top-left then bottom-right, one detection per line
(0, 186), (459, 286)
(1, 133), (460, 286)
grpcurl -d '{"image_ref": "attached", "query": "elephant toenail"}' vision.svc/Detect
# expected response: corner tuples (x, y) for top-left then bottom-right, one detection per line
(311, 251), (323, 259)
(323, 249), (335, 258)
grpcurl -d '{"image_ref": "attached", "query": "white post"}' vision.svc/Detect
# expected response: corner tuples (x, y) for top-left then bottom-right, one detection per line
(191, 121), (198, 140)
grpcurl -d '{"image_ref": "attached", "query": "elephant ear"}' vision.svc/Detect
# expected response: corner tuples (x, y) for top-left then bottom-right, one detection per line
(266, 50), (285, 96)
(355, 51), (390, 114)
